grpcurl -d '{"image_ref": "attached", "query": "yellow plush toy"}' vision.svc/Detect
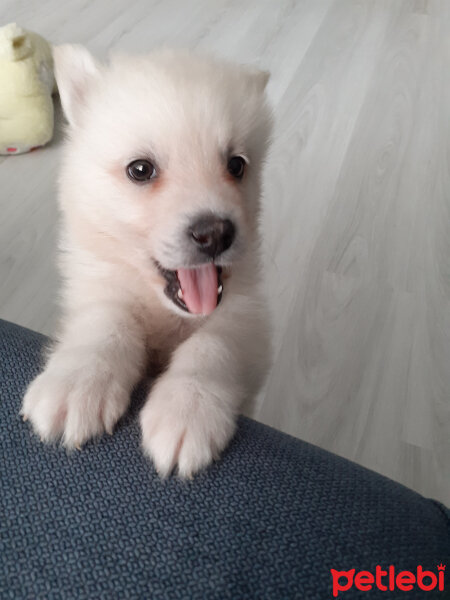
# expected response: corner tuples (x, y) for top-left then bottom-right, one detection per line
(0, 23), (55, 155)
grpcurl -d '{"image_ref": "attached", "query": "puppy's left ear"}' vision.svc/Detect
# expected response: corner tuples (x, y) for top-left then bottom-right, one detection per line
(53, 44), (100, 127)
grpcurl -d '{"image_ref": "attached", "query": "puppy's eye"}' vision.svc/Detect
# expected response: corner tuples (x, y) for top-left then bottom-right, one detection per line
(227, 156), (246, 179)
(127, 159), (156, 182)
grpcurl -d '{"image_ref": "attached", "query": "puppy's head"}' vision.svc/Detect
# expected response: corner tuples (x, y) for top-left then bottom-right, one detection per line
(54, 45), (272, 317)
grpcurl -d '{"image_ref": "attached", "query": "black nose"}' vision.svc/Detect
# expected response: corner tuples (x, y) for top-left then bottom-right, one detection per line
(189, 216), (236, 258)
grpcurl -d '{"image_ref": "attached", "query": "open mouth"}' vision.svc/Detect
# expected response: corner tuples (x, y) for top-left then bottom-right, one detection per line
(156, 262), (223, 316)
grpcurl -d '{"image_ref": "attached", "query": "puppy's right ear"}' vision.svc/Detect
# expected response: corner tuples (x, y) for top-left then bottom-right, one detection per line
(53, 44), (99, 127)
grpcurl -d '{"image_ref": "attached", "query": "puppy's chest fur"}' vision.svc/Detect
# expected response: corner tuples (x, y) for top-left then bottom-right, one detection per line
(135, 302), (199, 375)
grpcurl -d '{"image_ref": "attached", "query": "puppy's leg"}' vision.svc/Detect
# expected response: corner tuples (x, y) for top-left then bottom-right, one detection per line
(140, 298), (270, 477)
(22, 303), (146, 448)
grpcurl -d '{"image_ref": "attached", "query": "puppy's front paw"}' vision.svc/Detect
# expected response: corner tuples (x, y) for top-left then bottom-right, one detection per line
(140, 377), (237, 478)
(22, 357), (131, 448)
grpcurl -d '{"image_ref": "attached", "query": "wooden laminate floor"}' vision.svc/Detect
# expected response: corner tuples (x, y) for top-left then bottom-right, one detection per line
(1, 0), (448, 504)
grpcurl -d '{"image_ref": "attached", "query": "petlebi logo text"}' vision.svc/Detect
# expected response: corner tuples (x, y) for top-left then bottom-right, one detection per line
(330, 564), (446, 597)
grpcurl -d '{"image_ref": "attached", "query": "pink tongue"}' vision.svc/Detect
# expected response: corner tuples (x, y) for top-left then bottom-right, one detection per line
(176, 264), (218, 315)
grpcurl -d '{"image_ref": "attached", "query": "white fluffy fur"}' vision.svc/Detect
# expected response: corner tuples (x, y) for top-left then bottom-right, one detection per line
(22, 45), (272, 478)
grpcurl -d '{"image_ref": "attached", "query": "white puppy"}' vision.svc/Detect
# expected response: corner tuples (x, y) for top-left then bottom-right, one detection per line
(22, 46), (272, 477)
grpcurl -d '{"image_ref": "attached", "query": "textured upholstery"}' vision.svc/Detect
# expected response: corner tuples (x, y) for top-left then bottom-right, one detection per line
(0, 319), (448, 599)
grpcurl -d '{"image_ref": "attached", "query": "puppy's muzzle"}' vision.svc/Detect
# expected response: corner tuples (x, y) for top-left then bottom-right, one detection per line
(188, 215), (235, 259)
